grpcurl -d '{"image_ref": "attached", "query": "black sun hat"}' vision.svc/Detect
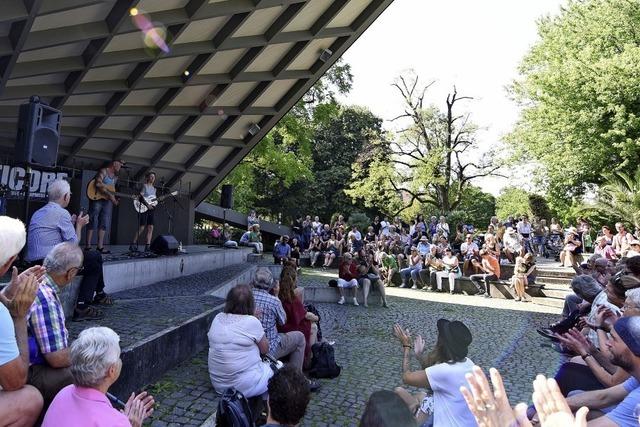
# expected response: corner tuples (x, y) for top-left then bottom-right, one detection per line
(437, 318), (472, 360)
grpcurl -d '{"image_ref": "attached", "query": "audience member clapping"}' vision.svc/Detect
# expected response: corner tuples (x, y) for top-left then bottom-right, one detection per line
(0, 216), (44, 426)
(42, 327), (154, 427)
(27, 242), (87, 409)
(392, 319), (476, 427)
(337, 253), (359, 306)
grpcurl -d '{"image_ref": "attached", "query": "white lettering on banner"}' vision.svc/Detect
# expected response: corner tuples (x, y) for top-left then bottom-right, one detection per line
(0, 165), (68, 199)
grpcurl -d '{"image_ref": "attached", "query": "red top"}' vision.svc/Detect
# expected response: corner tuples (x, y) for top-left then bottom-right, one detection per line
(277, 297), (312, 363)
(339, 261), (358, 281)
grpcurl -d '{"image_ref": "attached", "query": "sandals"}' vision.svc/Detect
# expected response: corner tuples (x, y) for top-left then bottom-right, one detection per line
(96, 247), (111, 254)
(93, 293), (114, 305)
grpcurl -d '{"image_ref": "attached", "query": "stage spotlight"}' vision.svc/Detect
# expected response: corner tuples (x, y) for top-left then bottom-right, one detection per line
(130, 7), (139, 16)
(248, 123), (261, 136)
(183, 70), (190, 76)
(319, 48), (333, 62)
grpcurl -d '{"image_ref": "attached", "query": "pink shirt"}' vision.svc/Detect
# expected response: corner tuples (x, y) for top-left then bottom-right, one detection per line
(43, 385), (130, 427)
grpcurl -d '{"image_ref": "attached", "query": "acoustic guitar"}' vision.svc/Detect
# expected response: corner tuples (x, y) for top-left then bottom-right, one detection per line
(133, 191), (178, 213)
(86, 179), (137, 201)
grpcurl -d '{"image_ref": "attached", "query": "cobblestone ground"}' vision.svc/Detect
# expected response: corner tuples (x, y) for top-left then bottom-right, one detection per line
(144, 269), (563, 427)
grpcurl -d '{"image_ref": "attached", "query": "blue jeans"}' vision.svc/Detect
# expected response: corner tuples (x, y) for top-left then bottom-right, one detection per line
(88, 199), (113, 231)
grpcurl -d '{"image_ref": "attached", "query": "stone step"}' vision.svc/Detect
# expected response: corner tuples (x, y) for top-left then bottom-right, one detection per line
(66, 263), (257, 398)
(531, 296), (565, 309)
(535, 276), (573, 286)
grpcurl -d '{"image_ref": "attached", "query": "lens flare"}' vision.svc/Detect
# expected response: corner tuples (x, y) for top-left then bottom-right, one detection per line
(131, 9), (169, 54)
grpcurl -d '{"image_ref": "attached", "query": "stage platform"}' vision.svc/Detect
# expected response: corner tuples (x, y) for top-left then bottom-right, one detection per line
(53, 245), (254, 318)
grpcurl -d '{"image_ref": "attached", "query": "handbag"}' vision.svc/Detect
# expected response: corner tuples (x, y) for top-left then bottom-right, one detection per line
(215, 388), (255, 427)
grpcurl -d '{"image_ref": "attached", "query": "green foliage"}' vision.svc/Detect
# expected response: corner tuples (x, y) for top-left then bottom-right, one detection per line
(528, 193), (552, 221)
(421, 185), (496, 228)
(509, 0), (640, 206)
(307, 105), (385, 220)
(496, 187), (532, 219)
(583, 168), (640, 230)
(347, 212), (371, 232)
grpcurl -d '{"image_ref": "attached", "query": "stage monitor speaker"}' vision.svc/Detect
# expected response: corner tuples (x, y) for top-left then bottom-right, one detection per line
(15, 97), (61, 167)
(150, 235), (179, 255)
(220, 184), (233, 209)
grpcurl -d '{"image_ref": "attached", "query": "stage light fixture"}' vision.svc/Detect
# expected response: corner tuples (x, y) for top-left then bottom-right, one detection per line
(183, 70), (190, 76)
(319, 49), (333, 62)
(130, 7), (139, 16)
(248, 123), (261, 136)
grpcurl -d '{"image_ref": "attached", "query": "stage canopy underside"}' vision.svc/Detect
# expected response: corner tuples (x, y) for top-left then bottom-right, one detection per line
(0, 0), (392, 203)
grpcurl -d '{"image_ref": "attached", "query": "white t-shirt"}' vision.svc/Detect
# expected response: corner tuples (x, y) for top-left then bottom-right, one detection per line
(0, 304), (18, 366)
(426, 357), (476, 427)
(207, 313), (273, 398)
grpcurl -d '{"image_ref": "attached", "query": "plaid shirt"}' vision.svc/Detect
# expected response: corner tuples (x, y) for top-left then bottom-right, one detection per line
(253, 288), (286, 355)
(27, 275), (68, 365)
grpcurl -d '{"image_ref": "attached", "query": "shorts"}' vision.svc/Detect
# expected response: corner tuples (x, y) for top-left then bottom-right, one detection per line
(139, 209), (155, 226)
(88, 199), (113, 231)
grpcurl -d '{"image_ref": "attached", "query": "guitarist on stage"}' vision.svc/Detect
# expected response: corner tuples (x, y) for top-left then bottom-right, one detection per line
(86, 160), (124, 254)
(130, 171), (157, 252)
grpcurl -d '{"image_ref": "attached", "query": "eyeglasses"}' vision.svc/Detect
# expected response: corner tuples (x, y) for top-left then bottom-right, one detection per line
(623, 303), (639, 312)
(67, 265), (84, 274)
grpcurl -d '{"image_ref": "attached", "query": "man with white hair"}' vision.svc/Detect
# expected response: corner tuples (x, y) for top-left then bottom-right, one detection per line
(0, 216), (45, 426)
(26, 179), (108, 321)
(27, 242), (85, 408)
(43, 327), (154, 427)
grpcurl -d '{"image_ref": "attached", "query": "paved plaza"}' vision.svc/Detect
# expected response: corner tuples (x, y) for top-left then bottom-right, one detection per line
(145, 269), (564, 427)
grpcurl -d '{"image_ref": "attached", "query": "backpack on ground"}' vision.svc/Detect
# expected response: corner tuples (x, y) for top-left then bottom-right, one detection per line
(215, 388), (255, 427)
(309, 342), (341, 379)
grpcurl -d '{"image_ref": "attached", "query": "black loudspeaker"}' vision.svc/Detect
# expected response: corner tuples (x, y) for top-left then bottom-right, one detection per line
(15, 97), (61, 167)
(220, 184), (233, 209)
(150, 235), (179, 255)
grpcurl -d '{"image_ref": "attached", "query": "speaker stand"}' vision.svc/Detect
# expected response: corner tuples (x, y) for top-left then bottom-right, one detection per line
(19, 165), (33, 263)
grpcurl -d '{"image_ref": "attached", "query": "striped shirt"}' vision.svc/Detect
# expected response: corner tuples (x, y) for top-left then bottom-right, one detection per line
(253, 288), (286, 355)
(26, 202), (77, 262)
(27, 275), (68, 365)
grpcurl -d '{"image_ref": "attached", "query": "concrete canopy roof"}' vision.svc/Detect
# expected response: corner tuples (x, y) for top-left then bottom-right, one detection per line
(0, 0), (392, 203)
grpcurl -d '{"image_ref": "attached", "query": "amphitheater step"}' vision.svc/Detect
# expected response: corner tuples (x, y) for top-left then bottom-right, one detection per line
(531, 296), (565, 309)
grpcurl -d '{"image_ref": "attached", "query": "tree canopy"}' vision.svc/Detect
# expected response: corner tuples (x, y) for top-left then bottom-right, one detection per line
(508, 0), (640, 207)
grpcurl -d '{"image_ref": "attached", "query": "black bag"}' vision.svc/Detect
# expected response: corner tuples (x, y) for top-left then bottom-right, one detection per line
(215, 388), (255, 427)
(304, 303), (322, 341)
(309, 342), (341, 379)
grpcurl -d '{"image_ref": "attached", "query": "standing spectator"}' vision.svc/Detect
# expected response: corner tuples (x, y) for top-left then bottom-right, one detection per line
(550, 217), (563, 234)
(0, 216), (44, 427)
(302, 215), (313, 249)
(436, 216), (450, 239)
(613, 222), (635, 257)
(371, 216), (381, 235)
(503, 215), (515, 229)
(511, 252), (536, 302)
(273, 235), (291, 264)
(452, 224), (465, 254)
(312, 216), (322, 235)
(579, 218), (594, 253)
(208, 284), (273, 397)
(292, 215), (303, 243)
(337, 253), (359, 306)
(290, 237), (302, 267)
(532, 218), (549, 257)
(27, 242), (85, 408)
(427, 216), (438, 239)
(43, 327), (154, 427)
(469, 249), (501, 298)
(252, 269), (320, 391)
(516, 215), (533, 253)
(502, 227), (522, 263)
(393, 319), (476, 427)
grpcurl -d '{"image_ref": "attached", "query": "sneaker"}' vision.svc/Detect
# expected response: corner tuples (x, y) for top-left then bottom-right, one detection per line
(483, 293), (491, 298)
(411, 285), (418, 290)
(337, 296), (345, 305)
(353, 298), (359, 306)
(399, 283), (409, 288)
(536, 328), (560, 341)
